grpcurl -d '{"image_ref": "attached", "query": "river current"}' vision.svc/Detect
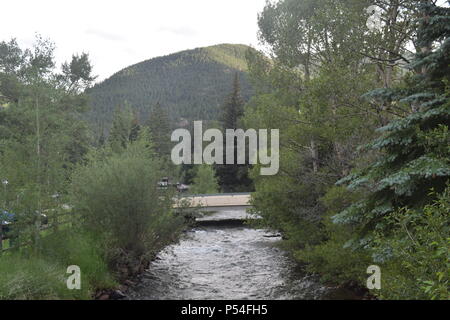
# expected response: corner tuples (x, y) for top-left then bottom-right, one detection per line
(126, 206), (338, 300)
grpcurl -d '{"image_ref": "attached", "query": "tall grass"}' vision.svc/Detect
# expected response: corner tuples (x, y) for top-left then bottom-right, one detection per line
(0, 230), (116, 300)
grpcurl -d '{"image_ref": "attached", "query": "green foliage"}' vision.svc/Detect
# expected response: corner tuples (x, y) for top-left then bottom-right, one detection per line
(204, 44), (249, 71)
(146, 102), (171, 158)
(108, 103), (135, 153)
(190, 165), (220, 194)
(59, 53), (96, 93)
(40, 230), (116, 292)
(1, 37), (184, 299)
(373, 187), (450, 300)
(0, 229), (116, 300)
(335, 2), (450, 251)
(294, 186), (372, 285)
(220, 73), (244, 129)
(70, 134), (184, 270)
(87, 44), (255, 135)
(245, 0), (379, 246)
(2, 1), (448, 301)
(215, 73), (252, 192)
(0, 254), (80, 300)
(248, 160), (326, 248)
(244, 0), (446, 296)
(0, 36), (93, 249)
(295, 236), (372, 286)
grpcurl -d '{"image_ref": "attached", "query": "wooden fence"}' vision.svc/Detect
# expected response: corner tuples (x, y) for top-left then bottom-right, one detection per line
(0, 210), (79, 254)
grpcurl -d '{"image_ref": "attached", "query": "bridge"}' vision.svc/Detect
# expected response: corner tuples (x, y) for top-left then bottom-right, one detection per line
(174, 193), (255, 227)
(174, 193), (251, 208)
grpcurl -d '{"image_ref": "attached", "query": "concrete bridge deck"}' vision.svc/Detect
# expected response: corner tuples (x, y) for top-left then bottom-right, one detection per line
(174, 193), (251, 208)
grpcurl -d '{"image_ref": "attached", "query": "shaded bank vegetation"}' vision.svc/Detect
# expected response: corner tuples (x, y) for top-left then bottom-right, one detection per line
(244, 0), (449, 299)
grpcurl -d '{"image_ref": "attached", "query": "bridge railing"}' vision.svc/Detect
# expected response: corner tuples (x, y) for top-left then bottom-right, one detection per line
(183, 192), (251, 197)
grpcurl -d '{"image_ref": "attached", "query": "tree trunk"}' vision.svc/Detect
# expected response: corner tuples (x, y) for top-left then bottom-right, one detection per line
(310, 139), (318, 173)
(35, 94), (41, 252)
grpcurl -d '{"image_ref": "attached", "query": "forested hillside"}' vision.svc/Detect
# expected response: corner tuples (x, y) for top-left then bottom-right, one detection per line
(87, 44), (254, 134)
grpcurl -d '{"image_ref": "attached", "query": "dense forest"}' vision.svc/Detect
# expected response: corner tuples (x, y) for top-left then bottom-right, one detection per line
(87, 44), (254, 138)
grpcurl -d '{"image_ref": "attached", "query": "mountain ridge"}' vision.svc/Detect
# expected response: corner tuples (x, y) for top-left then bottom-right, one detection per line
(87, 43), (255, 134)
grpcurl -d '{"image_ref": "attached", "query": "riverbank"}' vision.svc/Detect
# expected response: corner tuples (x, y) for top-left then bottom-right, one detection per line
(0, 231), (115, 300)
(96, 205), (374, 301)
(269, 240), (373, 300)
(0, 205), (373, 300)
(0, 214), (187, 300)
(95, 206), (374, 301)
(93, 226), (187, 300)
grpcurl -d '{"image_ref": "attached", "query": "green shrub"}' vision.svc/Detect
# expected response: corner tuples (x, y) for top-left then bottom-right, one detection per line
(41, 230), (116, 292)
(294, 230), (372, 285)
(70, 136), (184, 271)
(190, 164), (220, 194)
(293, 186), (371, 285)
(373, 187), (450, 300)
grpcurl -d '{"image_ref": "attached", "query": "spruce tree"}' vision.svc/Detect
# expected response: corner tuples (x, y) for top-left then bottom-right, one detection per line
(221, 72), (244, 129)
(334, 1), (450, 246)
(109, 103), (134, 152)
(129, 111), (141, 142)
(146, 102), (171, 158)
(215, 73), (252, 192)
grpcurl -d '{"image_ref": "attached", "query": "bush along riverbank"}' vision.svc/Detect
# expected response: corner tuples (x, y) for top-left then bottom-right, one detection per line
(0, 132), (186, 300)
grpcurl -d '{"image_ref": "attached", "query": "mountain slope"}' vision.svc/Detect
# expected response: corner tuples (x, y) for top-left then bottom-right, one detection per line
(87, 44), (254, 131)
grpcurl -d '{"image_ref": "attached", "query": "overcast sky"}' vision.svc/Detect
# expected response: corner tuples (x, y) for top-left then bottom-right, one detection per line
(0, 0), (268, 81)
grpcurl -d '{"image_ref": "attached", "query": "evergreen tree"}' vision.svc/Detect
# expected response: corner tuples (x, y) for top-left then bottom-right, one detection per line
(108, 103), (134, 153)
(190, 165), (220, 194)
(221, 73), (244, 129)
(98, 132), (106, 147)
(129, 111), (141, 142)
(334, 1), (450, 247)
(146, 102), (171, 158)
(215, 73), (252, 192)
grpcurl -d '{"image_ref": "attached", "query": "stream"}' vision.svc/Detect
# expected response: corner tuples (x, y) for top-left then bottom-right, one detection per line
(126, 206), (350, 300)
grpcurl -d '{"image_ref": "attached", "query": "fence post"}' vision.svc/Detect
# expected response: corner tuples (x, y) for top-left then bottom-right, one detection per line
(53, 211), (58, 233)
(1, 179), (8, 254)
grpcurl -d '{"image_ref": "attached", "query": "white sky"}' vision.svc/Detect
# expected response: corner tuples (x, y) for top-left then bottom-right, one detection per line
(0, 0), (268, 82)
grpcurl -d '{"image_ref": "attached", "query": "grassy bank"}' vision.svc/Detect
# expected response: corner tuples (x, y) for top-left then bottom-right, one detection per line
(0, 230), (115, 299)
(0, 223), (184, 299)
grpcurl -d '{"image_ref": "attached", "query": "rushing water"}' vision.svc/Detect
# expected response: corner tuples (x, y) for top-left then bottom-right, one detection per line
(126, 207), (333, 300)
